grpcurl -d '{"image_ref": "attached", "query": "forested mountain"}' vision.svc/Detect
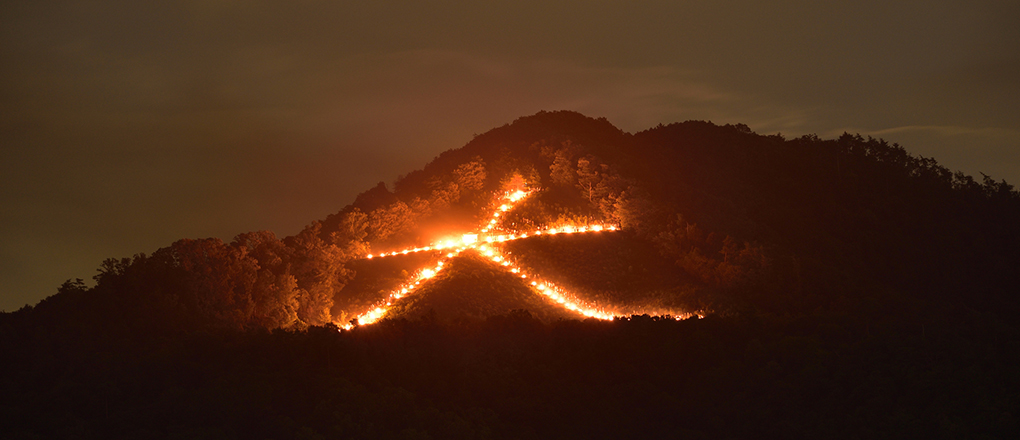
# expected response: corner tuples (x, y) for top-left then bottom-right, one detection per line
(3, 111), (1019, 438)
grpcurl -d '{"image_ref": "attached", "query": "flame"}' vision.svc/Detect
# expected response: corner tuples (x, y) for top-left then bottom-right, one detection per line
(508, 190), (527, 202)
(363, 218), (619, 262)
(490, 247), (615, 320)
(338, 185), (687, 332)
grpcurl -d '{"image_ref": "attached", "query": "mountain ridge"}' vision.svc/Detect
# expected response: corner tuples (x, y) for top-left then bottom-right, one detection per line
(3, 111), (1020, 439)
(6, 110), (1020, 331)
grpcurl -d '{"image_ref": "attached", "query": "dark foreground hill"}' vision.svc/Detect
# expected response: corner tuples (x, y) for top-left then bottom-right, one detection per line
(2, 111), (1019, 438)
(2, 312), (1017, 439)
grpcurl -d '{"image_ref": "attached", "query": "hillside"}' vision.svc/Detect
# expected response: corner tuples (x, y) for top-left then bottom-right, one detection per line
(326, 110), (1020, 325)
(2, 111), (1019, 438)
(383, 251), (578, 323)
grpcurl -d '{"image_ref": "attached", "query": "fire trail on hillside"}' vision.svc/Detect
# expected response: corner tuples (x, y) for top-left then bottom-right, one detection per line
(342, 188), (688, 330)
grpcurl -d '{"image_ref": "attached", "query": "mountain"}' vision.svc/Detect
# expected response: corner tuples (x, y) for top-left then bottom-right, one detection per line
(326, 110), (1020, 325)
(2, 111), (1019, 438)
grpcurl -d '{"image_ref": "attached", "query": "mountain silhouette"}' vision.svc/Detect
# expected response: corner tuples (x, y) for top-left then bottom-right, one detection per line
(3, 111), (1019, 438)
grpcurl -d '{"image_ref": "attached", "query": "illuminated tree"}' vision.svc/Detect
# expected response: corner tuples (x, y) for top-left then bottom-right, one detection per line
(252, 271), (300, 328)
(499, 171), (528, 194)
(454, 157), (487, 192)
(409, 196), (432, 221)
(287, 223), (354, 326)
(576, 156), (598, 202)
(368, 201), (415, 241)
(329, 208), (369, 256)
(428, 178), (461, 211)
(550, 146), (577, 187)
(611, 190), (652, 230)
(233, 231), (300, 328)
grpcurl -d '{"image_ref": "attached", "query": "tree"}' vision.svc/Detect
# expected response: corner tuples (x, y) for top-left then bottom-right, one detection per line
(232, 231), (300, 329)
(368, 201), (415, 242)
(427, 174), (461, 211)
(287, 223), (354, 326)
(576, 156), (599, 202)
(499, 169), (536, 194)
(577, 155), (625, 210)
(329, 208), (369, 256)
(611, 189), (652, 230)
(550, 146), (578, 187)
(454, 157), (487, 192)
(156, 238), (260, 329)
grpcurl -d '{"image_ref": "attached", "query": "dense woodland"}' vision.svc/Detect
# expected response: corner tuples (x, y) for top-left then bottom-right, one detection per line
(3, 111), (1019, 438)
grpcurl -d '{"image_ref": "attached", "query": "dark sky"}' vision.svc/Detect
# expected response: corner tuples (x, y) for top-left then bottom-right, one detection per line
(2, 0), (1018, 311)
